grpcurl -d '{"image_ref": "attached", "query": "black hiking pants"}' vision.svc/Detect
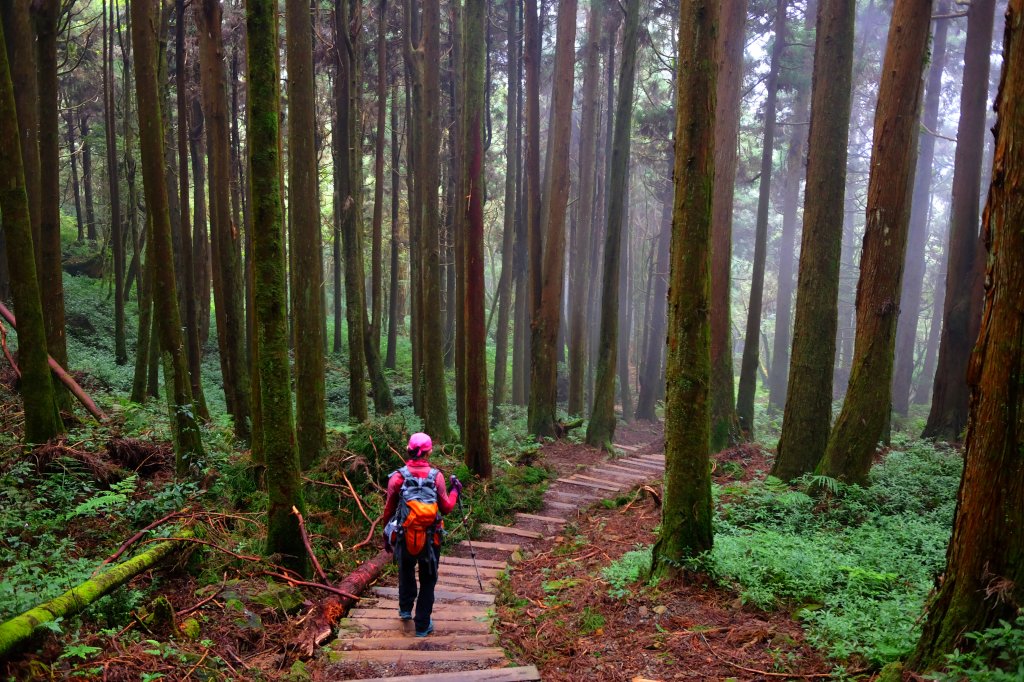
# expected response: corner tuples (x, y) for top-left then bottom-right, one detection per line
(397, 544), (440, 632)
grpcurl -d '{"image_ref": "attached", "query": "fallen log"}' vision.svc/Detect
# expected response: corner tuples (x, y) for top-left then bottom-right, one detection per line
(0, 533), (188, 658)
(0, 302), (108, 422)
(291, 549), (392, 658)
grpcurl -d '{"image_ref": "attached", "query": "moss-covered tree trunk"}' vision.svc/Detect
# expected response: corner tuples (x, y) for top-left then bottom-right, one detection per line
(286, 0), (326, 461)
(197, 0), (252, 443)
(130, 0), (205, 476)
(386, 80), (401, 370)
(909, 2), (1024, 661)
(770, 0), (855, 481)
(818, 0), (933, 484)
(521, 0), (541, 409)
(0, 20), (63, 444)
(652, 0), (717, 575)
(586, 0), (640, 449)
(130, 215), (154, 404)
(245, 0), (307, 575)
(369, 0), (388, 353)
(922, 0), (996, 442)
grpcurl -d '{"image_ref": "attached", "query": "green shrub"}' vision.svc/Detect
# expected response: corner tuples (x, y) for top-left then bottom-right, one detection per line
(932, 616), (1024, 682)
(602, 547), (655, 599)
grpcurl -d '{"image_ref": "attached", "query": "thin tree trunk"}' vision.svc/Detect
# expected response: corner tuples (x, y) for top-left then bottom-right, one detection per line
(386, 79), (402, 370)
(370, 0), (388, 350)
(190, 92), (211, 348)
(65, 113), (85, 242)
(80, 115), (98, 241)
(819, 0), (933, 483)
(736, 0), (786, 438)
(771, 0), (856, 480)
(521, 0), (541, 408)
(616, 184), (633, 423)
(130, 215), (154, 404)
(587, 0), (640, 448)
(913, 243), (945, 404)
(923, 0), (996, 441)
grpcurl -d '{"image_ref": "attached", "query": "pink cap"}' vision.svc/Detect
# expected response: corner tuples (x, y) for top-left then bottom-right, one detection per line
(407, 432), (433, 458)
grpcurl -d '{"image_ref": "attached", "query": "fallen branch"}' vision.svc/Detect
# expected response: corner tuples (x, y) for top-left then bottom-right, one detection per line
(262, 572), (359, 601)
(175, 584), (225, 619)
(352, 514), (384, 551)
(0, 534), (188, 658)
(291, 506), (330, 584)
(341, 471), (372, 523)
(139, 537), (265, 566)
(0, 302), (108, 422)
(699, 633), (854, 679)
(93, 508), (189, 575)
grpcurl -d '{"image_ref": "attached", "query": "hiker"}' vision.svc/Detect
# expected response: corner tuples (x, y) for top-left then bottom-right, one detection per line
(382, 432), (463, 637)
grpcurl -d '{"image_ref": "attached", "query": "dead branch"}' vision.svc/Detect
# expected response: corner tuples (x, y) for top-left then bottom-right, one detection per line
(699, 633), (854, 679)
(262, 572), (359, 601)
(93, 508), (189, 575)
(341, 470), (372, 523)
(291, 505), (330, 584)
(352, 514), (384, 551)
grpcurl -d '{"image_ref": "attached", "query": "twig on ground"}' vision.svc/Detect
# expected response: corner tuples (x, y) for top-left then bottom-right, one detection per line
(291, 505), (330, 584)
(139, 537), (265, 565)
(341, 470), (372, 523)
(352, 514), (384, 551)
(182, 648), (209, 680)
(175, 583), (226, 618)
(699, 633), (850, 679)
(262, 572), (360, 601)
(303, 476), (353, 493)
(93, 508), (189, 575)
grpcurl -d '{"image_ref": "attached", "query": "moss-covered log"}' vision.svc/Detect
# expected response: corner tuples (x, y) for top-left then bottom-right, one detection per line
(0, 535), (186, 658)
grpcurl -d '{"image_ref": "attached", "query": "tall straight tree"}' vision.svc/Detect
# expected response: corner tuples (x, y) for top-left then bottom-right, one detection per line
(735, 0), (786, 438)
(892, 11), (949, 415)
(909, 2), (1023, 662)
(462, 0), (491, 477)
(404, 0), (451, 439)
(369, 0), (388, 350)
(492, 0), (520, 422)
(708, 0), (746, 451)
(520, 0), (540, 406)
(567, 0), (603, 417)
(129, 0), (205, 476)
(287, 0), (326, 460)
(652, 0), (717, 575)
(587, 0), (640, 448)
(245, 0), (307, 574)
(527, 0), (578, 439)
(33, 0), (69, 396)
(770, 0), (856, 481)
(818, 0), (933, 484)
(0, 19), (63, 444)
(102, 0), (126, 367)
(386, 80), (401, 370)
(197, 0), (252, 442)
(923, 0), (996, 441)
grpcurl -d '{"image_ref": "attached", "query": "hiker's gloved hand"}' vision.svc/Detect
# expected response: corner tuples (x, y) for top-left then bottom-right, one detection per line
(449, 475), (463, 496)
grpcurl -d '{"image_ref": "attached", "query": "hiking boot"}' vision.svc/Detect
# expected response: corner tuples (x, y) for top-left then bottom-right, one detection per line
(398, 610), (412, 621)
(415, 620), (434, 637)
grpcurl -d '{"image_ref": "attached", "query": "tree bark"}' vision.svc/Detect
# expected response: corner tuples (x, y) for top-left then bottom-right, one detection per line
(79, 114), (98, 241)
(736, 0), (786, 439)
(64, 111), (85, 243)
(587, 0), (640, 448)
(0, 21), (63, 444)
(923, 0), (996, 441)
(913, 243), (945, 404)
(818, 0), (933, 484)
(370, 0), (388, 351)
(709, 0), (746, 452)
(190, 91), (211, 348)
(652, 0), (716, 575)
(386, 79), (401, 370)
(770, 0), (856, 481)
(521, 0), (541, 408)
(909, 1), (1024, 661)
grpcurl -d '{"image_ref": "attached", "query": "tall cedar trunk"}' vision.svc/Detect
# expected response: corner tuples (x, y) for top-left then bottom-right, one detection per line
(130, 214), (154, 403)
(370, 0), (388, 350)
(332, 129), (344, 356)
(175, 0), (208, 420)
(636, 148), (673, 421)
(65, 114), (84, 242)
(404, 72), (422, 414)
(197, 0), (252, 442)
(923, 0), (996, 441)
(511, 0), (528, 407)
(616, 181), (633, 423)
(528, 0), (577, 439)
(770, 0), (855, 481)
(80, 115), (97, 241)
(118, 7), (143, 311)
(735, 0), (786, 438)
(130, 0), (205, 476)
(586, 0), (640, 448)
(567, 0), (602, 416)
(492, 0), (520, 421)
(34, 0), (69, 396)
(386, 80), (401, 370)
(245, 0), (307, 574)
(914, 244), (945, 403)
(190, 92), (211, 348)
(405, 0), (450, 438)
(832, 181), (857, 398)
(891, 10), (949, 415)
(910, 1), (1024, 662)
(818, 0), (932, 484)
(0, 21), (63, 443)
(0, 2), (41, 266)
(450, 2), (466, 433)
(287, 0), (326, 461)
(102, 0), (126, 367)
(652, 0), (716, 574)
(767, 0), (815, 412)
(709, 0), (746, 451)
(463, 0), (491, 476)
(522, 0), (541, 407)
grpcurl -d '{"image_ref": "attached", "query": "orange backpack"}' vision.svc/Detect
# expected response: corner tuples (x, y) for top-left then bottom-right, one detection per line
(387, 466), (443, 557)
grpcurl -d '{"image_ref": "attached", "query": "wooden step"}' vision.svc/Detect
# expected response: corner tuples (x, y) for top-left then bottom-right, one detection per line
(334, 633), (498, 650)
(459, 539), (519, 552)
(572, 473), (628, 489)
(602, 463), (656, 478)
(543, 500), (578, 511)
(434, 563), (502, 578)
(435, 577), (497, 592)
(515, 512), (566, 525)
(372, 586), (495, 604)
(349, 607), (490, 621)
(557, 477), (620, 492)
(365, 599), (492, 614)
(340, 617), (492, 634)
(639, 453), (666, 461)
(345, 665), (542, 682)
(480, 523), (544, 539)
(329, 647), (506, 664)
(546, 489), (597, 502)
(619, 458), (664, 471)
(613, 443), (640, 452)
(443, 556), (509, 570)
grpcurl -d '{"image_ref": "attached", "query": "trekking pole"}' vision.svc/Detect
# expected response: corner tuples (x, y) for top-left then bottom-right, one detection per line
(456, 496), (485, 591)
